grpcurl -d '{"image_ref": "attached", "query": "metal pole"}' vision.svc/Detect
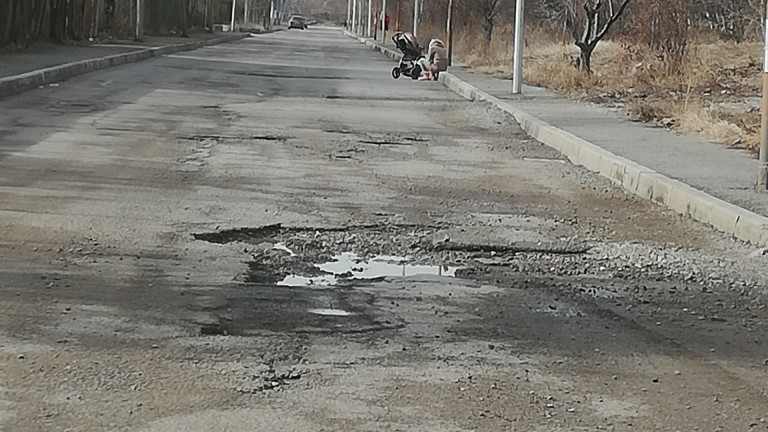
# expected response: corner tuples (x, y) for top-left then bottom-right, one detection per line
(244, 0), (249, 28)
(134, 0), (142, 41)
(511, 0), (525, 94)
(759, 0), (768, 189)
(361, 0), (366, 34)
(230, 0), (237, 31)
(446, 0), (453, 66)
(367, 0), (373, 37)
(269, 0), (275, 29)
(412, 0), (419, 39)
(352, 0), (357, 33)
(347, 0), (352, 29)
(207, 0), (214, 33)
(381, 0), (387, 42)
(92, 0), (102, 39)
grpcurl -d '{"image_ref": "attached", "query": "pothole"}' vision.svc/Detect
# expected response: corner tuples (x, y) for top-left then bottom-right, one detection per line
(522, 157), (566, 164)
(192, 223), (590, 287)
(308, 308), (353, 316)
(277, 252), (461, 287)
(46, 101), (98, 113)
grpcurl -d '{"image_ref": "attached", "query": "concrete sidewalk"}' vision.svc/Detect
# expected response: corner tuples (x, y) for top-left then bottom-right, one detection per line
(346, 31), (768, 246)
(449, 68), (768, 217)
(0, 32), (251, 98)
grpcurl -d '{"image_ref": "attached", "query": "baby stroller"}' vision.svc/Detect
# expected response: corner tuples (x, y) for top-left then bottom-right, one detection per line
(391, 32), (424, 80)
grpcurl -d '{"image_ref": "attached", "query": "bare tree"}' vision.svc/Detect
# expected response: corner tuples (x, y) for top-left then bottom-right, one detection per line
(529, 0), (579, 40)
(630, 0), (691, 72)
(573, 0), (632, 73)
(473, 0), (508, 43)
(695, 0), (762, 41)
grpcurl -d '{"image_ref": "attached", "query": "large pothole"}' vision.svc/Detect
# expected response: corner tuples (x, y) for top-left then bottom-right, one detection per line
(193, 222), (590, 287)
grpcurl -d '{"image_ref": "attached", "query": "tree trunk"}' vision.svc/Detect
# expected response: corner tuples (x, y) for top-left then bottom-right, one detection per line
(178, 0), (189, 36)
(482, 18), (493, 43)
(577, 43), (594, 73)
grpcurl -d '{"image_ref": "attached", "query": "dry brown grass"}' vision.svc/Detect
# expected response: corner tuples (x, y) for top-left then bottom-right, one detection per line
(445, 23), (763, 151)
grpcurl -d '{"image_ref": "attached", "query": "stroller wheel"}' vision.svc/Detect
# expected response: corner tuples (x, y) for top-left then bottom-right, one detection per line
(410, 64), (422, 80)
(391, 67), (401, 79)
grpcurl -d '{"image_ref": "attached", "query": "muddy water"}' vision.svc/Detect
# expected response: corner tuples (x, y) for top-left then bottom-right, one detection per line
(278, 252), (460, 286)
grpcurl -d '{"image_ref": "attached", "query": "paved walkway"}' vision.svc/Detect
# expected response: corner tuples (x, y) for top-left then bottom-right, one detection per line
(447, 66), (768, 218)
(0, 33), (233, 79)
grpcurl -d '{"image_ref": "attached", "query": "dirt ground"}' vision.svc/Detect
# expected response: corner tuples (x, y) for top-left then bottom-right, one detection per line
(1, 27), (768, 431)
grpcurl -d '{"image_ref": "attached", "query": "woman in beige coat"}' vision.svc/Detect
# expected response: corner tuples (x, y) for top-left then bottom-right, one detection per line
(418, 39), (448, 80)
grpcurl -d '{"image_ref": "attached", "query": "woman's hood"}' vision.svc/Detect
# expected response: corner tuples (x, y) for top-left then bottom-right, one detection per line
(429, 39), (445, 49)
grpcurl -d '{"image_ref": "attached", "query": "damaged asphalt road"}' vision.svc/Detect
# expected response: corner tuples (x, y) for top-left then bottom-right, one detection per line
(1, 26), (768, 431)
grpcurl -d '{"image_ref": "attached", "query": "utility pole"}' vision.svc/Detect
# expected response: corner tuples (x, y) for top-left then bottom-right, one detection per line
(511, 0), (525, 94)
(381, 0), (387, 43)
(230, 0), (237, 31)
(134, 0), (143, 41)
(412, 0), (419, 39)
(347, 0), (352, 29)
(353, 0), (357, 32)
(352, 0), (357, 33)
(244, 0), (249, 28)
(269, 0), (275, 29)
(204, 0), (210, 33)
(367, 0), (373, 37)
(360, 0), (365, 34)
(446, 0), (453, 66)
(91, 0), (102, 40)
(759, 0), (768, 189)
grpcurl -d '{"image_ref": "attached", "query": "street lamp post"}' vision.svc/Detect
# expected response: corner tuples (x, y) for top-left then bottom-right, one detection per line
(134, 0), (142, 41)
(360, 0), (365, 33)
(412, 0), (419, 39)
(269, 0), (275, 29)
(367, 0), (373, 37)
(446, 0), (454, 66)
(230, 0), (237, 32)
(244, 0), (249, 28)
(381, 0), (387, 42)
(347, 0), (352, 29)
(759, 0), (768, 189)
(511, 0), (525, 94)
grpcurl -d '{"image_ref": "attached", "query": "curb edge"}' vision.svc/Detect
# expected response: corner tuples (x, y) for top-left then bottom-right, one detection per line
(0, 33), (249, 99)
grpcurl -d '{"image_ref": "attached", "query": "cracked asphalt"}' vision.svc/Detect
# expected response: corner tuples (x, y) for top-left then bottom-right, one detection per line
(1, 26), (768, 431)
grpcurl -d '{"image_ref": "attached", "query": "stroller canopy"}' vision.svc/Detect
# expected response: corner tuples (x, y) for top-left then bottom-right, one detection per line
(392, 32), (421, 58)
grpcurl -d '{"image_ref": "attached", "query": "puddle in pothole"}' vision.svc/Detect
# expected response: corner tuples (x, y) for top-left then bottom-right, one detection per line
(308, 308), (354, 316)
(278, 252), (460, 287)
(522, 157), (566, 164)
(273, 243), (297, 256)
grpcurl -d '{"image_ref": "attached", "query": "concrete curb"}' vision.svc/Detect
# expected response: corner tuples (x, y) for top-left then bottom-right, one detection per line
(0, 33), (248, 99)
(438, 73), (768, 246)
(344, 30), (768, 247)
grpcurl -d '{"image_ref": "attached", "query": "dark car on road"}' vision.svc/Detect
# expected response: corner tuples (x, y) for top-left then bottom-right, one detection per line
(288, 15), (308, 30)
